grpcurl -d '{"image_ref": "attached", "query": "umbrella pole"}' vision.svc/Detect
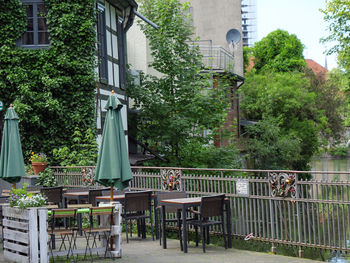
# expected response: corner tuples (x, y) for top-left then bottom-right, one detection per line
(110, 187), (113, 203)
(13, 183), (16, 189)
(110, 186), (114, 251)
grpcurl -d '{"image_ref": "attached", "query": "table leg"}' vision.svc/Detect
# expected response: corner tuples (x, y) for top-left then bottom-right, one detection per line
(77, 197), (82, 235)
(162, 205), (166, 249)
(182, 204), (188, 253)
(154, 198), (159, 239)
(226, 201), (232, 248)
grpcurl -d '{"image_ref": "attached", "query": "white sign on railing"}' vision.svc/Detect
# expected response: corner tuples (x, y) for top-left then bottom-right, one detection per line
(236, 179), (249, 196)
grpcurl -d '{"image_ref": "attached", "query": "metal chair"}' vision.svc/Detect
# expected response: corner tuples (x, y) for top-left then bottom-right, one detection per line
(48, 208), (78, 262)
(88, 189), (103, 206)
(82, 206), (115, 261)
(188, 194), (227, 253)
(41, 186), (63, 207)
(122, 190), (154, 243)
(156, 191), (187, 248)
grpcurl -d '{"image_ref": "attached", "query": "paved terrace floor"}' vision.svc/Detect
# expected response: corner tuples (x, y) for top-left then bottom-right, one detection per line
(0, 236), (323, 263)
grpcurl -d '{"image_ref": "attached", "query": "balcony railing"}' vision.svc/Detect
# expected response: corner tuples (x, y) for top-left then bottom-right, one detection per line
(190, 40), (235, 73)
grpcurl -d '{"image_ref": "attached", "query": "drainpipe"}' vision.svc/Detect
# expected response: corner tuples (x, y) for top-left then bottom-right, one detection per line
(237, 79), (245, 137)
(133, 9), (159, 30)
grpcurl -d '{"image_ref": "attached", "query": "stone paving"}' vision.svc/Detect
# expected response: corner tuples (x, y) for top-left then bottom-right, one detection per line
(0, 236), (324, 263)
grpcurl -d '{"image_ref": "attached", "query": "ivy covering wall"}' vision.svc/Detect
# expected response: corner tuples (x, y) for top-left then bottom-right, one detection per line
(0, 0), (97, 163)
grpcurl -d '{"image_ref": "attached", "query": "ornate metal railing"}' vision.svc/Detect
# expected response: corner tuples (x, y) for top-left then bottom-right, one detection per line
(51, 166), (350, 256)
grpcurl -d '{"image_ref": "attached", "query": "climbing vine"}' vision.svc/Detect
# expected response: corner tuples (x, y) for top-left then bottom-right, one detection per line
(0, 0), (97, 164)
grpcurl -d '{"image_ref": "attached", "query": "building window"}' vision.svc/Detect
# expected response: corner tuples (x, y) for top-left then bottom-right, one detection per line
(97, 3), (108, 83)
(20, 0), (49, 47)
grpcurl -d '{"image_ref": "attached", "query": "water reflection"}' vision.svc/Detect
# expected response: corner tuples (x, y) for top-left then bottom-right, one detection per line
(311, 157), (350, 181)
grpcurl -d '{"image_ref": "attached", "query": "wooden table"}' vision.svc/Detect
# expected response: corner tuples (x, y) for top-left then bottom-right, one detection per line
(159, 197), (232, 253)
(63, 191), (89, 206)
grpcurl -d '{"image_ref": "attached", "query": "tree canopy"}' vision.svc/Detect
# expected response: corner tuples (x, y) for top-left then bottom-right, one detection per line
(252, 29), (306, 73)
(127, 0), (240, 168)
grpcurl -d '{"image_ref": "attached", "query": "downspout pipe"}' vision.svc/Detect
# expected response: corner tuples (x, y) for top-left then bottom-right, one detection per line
(133, 9), (159, 30)
(237, 79), (245, 137)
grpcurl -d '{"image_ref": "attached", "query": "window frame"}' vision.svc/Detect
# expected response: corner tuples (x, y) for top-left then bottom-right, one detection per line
(18, 0), (49, 48)
(97, 3), (108, 83)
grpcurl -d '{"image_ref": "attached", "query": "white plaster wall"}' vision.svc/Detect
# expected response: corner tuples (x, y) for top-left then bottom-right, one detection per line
(179, 0), (244, 76)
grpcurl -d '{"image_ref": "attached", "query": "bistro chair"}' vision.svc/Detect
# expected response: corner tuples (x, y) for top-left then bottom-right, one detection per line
(88, 189), (103, 207)
(188, 194), (227, 253)
(122, 190), (154, 243)
(82, 206), (115, 261)
(48, 208), (78, 262)
(156, 191), (187, 248)
(41, 186), (63, 207)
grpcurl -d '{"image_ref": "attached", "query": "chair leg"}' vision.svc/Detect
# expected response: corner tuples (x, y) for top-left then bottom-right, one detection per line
(222, 216), (227, 249)
(124, 219), (129, 243)
(206, 226), (210, 244)
(201, 225), (206, 253)
(150, 208), (154, 241)
(195, 225), (199, 247)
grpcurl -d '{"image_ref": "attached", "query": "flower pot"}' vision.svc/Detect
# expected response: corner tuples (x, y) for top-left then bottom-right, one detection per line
(31, 162), (47, 175)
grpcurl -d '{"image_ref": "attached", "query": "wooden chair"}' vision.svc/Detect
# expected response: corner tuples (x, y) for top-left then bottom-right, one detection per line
(82, 206), (115, 261)
(49, 208), (78, 262)
(188, 194), (227, 253)
(156, 191), (187, 248)
(122, 190), (154, 243)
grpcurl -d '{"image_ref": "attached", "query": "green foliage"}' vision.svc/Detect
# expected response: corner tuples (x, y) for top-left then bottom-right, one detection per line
(53, 127), (97, 166)
(9, 184), (47, 209)
(243, 46), (253, 73)
(329, 145), (349, 157)
(304, 67), (344, 141)
(35, 168), (57, 187)
(240, 72), (320, 171)
(128, 0), (235, 167)
(252, 29), (306, 73)
(243, 119), (303, 170)
(0, 0), (97, 164)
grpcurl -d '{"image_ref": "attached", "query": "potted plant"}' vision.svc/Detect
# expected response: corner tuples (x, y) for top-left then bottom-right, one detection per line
(30, 152), (48, 175)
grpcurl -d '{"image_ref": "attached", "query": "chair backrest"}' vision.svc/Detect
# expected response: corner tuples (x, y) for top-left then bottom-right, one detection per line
(26, 186), (42, 191)
(66, 187), (88, 193)
(41, 186), (63, 205)
(88, 189), (103, 206)
(51, 208), (77, 219)
(102, 188), (130, 196)
(89, 206), (114, 216)
(201, 194), (225, 218)
(124, 191), (152, 213)
(157, 191), (187, 213)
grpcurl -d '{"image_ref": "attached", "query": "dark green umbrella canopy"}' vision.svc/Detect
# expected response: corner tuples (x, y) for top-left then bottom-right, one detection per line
(0, 106), (26, 184)
(95, 93), (133, 190)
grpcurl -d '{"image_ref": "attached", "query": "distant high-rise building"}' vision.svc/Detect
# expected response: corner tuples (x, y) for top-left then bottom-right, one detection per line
(241, 0), (257, 47)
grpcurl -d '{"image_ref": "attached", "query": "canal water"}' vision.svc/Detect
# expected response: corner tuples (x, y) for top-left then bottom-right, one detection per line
(311, 156), (350, 181)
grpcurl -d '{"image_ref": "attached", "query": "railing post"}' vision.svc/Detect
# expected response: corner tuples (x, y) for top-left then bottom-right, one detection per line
(295, 175), (303, 257)
(267, 172), (276, 254)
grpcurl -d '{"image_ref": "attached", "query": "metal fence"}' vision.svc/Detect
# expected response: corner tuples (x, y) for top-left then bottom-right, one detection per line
(51, 166), (350, 255)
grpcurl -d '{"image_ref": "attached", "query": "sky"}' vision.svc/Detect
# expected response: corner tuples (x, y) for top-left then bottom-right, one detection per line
(257, 0), (337, 70)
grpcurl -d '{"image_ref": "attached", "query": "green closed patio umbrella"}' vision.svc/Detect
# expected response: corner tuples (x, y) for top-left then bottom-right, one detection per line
(0, 105), (26, 188)
(95, 91), (133, 202)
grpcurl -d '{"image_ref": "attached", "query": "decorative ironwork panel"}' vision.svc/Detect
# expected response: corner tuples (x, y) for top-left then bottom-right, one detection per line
(160, 169), (181, 191)
(81, 167), (96, 187)
(268, 172), (296, 198)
